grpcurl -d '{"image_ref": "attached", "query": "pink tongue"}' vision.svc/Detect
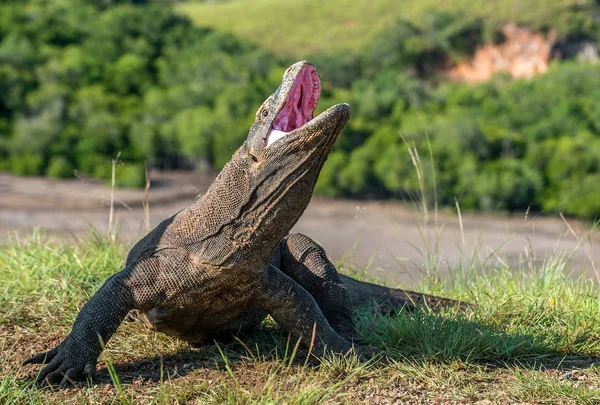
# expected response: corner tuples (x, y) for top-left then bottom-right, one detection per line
(267, 66), (321, 146)
(273, 68), (312, 132)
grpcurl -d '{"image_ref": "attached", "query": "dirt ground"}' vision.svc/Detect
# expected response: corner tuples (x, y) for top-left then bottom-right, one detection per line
(0, 171), (598, 285)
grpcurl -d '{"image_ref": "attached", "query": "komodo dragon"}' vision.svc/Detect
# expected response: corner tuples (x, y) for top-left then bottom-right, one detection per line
(24, 61), (464, 387)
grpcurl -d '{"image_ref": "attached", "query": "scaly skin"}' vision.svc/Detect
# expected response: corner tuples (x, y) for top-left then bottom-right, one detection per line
(24, 61), (465, 387)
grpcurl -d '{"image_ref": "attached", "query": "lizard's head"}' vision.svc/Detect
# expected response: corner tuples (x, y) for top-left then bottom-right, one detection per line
(216, 61), (350, 264)
(246, 61), (350, 155)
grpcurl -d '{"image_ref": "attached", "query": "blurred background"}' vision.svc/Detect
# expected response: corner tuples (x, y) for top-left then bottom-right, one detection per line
(0, 0), (599, 282)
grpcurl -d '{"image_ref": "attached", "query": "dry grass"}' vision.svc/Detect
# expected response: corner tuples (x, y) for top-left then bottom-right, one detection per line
(1, 227), (599, 404)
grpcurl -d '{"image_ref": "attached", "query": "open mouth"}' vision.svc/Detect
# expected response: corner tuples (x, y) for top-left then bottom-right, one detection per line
(266, 64), (321, 147)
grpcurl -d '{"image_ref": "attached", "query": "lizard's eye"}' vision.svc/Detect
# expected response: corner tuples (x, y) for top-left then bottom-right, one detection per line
(262, 110), (269, 117)
(249, 151), (259, 163)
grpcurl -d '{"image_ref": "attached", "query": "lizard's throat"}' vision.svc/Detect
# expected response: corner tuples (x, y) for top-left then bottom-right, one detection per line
(266, 65), (321, 147)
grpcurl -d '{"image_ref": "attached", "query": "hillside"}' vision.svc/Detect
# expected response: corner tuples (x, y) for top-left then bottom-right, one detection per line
(177, 0), (587, 57)
(1, 0), (600, 218)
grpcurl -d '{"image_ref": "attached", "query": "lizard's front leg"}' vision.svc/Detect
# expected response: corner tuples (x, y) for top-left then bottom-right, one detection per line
(23, 262), (160, 387)
(252, 263), (356, 358)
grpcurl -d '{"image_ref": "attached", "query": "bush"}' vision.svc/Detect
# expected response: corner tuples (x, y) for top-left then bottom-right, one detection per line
(46, 156), (73, 178)
(10, 154), (44, 176)
(114, 163), (145, 188)
(548, 174), (600, 218)
(472, 159), (543, 211)
(314, 151), (347, 198)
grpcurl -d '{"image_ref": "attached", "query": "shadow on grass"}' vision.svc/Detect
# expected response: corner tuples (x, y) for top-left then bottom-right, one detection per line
(87, 325), (307, 385)
(355, 308), (600, 371)
(68, 308), (600, 387)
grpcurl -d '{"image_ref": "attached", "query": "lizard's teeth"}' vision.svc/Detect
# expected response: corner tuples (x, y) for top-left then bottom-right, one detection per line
(266, 129), (288, 147)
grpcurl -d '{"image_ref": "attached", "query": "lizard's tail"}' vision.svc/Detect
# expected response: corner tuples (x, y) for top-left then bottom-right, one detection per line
(339, 274), (472, 312)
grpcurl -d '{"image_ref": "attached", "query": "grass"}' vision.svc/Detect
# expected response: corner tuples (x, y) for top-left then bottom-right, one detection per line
(1, 227), (599, 404)
(177, 0), (587, 57)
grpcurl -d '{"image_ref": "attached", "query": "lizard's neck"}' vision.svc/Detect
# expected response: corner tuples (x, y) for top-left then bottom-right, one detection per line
(186, 153), (318, 270)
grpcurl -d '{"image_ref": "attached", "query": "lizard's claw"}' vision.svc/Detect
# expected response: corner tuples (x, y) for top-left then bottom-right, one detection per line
(23, 345), (61, 366)
(23, 339), (96, 388)
(359, 344), (393, 364)
(356, 344), (381, 358)
(347, 344), (392, 364)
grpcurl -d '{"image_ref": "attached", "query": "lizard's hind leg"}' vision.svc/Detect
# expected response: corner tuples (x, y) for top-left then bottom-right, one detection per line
(273, 233), (356, 341)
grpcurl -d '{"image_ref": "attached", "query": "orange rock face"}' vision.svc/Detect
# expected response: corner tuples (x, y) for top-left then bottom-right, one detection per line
(449, 23), (557, 83)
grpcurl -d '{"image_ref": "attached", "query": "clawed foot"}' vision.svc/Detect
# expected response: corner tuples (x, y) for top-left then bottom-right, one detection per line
(358, 344), (393, 364)
(335, 333), (389, 363)
(356, 344), (380, 358)
(23, 339), (97, 388)
(350, 344), (392, 364)
(321, 337), (388, 363)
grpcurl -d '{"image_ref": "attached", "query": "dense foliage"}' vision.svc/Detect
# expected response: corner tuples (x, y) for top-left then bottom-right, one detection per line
(1, 0), (600, 218)
(0, 0), (281, 186)
(317, 62), (600, 219)
(312, 9), (600, 218)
